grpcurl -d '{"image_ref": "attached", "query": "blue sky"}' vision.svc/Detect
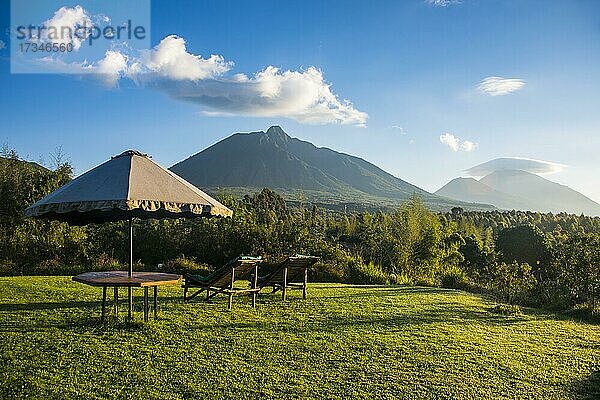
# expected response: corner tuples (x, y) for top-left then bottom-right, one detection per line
(1, 0), (599, 202)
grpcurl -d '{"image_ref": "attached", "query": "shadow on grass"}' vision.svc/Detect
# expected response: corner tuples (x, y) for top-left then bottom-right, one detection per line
(0, 309), (156, 333)
(176, 302), (530, 333)
(570, 370), (600, 400)
(554, 308), (600, 326)
(44, 314), (149, 331)
(0, 285), (533, 334)
(0, 293), (185, 312)
(159, 285), (450, 304)
(310, 284), (453, 294)
(0, 295), (179, 333)
(0, 300), (100, 312)
(0, 292), (453, 317)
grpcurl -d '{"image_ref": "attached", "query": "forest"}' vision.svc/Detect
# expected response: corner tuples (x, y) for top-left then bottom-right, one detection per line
(1, 150), (599, 315)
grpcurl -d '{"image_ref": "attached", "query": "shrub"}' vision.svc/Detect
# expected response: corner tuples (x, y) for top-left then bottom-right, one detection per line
(488, 261), (537, 304)
(529, 280), (574, 310)
(32, 258), (62, 276)
(0, 260), (17, 276)
(489, 304), (522, 316)
(348, 259), (389, 285)
(311, 261), (348, 283)
(414, 275), (439, 287)
(165, 256), (211, 275)
(440, 265), (468, 289)
(390, 273), (413, 285)
(91, 253), (121, 271)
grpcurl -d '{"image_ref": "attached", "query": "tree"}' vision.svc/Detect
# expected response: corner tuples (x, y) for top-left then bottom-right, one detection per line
(0, 149), (82, 275)
(488, 261), (537, 304)
(496, 225), (550, 277)
(555, 233), (600, 315)
(460, 235), (490, 277)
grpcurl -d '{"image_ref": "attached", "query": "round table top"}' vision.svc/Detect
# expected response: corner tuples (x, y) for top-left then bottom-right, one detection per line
(72, 271), (182, 287)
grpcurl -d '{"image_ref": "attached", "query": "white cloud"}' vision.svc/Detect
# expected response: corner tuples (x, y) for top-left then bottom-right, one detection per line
(36, 50), (128, 87)
(148, 65), (367, 126)
(36, 56), (93, 74)
(95, 50), (129, 86)
(41, 33), (367, 126)
(440, 133), (460, 151)
(38, 6), (92, 51)
(425, 0), (461, 6)
(29, 5), (368, 126)
(440, 133), (477, 152)
(466, 157), (566, 176)
(461, 140), (477, 152)
(139, 35), (232, 80)
(391, 125), (407, 134)
(0, 40), (5, 50)
(478, 76), (525, 96)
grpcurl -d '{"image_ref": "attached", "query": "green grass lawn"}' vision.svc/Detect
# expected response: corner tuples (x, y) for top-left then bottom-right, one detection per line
(1, 277), (599, 399)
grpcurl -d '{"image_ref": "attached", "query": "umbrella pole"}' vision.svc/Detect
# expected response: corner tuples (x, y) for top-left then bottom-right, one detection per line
(128, 218), (133, 320)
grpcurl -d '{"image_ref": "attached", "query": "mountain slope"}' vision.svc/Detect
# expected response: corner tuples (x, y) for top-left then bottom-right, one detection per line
(171, 127), (350, 192)
(480, 170), (600, 215)
(171, 126), (492, 211)
(435, 177), (533, 211)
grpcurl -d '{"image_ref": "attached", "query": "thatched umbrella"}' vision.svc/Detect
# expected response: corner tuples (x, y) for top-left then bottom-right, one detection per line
(25, 150), (232, 317)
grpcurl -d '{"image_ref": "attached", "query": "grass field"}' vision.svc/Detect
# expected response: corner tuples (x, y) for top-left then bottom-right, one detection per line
(1, 277), (599, 399)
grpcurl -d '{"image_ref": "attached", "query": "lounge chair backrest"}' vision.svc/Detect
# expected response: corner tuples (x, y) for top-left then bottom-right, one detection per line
(209, 257), (261, 287)
(187, 256), (261, 287)
(265, 255), (319, 283)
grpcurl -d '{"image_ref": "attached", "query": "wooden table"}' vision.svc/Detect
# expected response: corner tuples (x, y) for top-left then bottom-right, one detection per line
(73, 271), (182, 322)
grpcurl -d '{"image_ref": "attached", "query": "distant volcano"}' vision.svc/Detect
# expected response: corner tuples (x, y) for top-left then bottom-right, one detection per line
(437, 168), (600, 216)
(170, 126), (492, 211)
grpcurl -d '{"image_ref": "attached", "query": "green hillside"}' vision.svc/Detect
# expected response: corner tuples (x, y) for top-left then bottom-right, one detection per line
(2, 277), (599, 399)
(203, 186), (495, 212)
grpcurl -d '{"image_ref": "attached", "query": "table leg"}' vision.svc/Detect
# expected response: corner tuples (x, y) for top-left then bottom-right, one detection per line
(101, 286), (107, 322)
(282, 267), (288, 301)
(303, 267), (308, 300)
(228, 267), (235, 310)
(144, 287), (149, 322)
(128, 287), (133, 321)
(113, 287), (118, 318)
(153, 286), (158, 319)
(252, 264), (258, 308)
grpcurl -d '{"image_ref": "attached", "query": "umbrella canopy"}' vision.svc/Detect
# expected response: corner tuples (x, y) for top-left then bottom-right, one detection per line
(24, 150), (232, 225)
(24, 150), (232, 320)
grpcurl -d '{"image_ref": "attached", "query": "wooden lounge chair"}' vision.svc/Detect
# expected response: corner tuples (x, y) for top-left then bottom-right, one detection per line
(183, 256), (262, 309)
(258, 255), (319, 300)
